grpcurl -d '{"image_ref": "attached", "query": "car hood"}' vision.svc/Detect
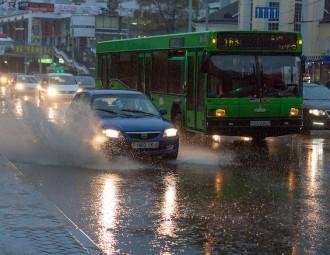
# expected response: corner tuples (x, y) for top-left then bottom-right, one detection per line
(304, 99), (330, 110)
(21, 82), (38, 88)
(50, 84), (79, 91)
(99, 116), (173, 132)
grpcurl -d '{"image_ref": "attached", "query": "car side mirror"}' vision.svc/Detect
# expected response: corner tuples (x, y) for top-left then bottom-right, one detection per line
(159, 109), (167, 116)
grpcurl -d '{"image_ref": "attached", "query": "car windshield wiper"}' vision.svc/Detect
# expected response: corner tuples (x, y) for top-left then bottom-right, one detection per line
(120, 109), (157, 116)
(95, 108), (118, 114)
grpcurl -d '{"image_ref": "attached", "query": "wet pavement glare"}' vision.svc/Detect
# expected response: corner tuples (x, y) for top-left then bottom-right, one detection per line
(1, 90), (330, 254)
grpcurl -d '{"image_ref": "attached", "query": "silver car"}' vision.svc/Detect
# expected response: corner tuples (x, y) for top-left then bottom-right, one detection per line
(75, 76), (96, 90)
(39, 73), (80, 101)
(13, 74), (40, 94)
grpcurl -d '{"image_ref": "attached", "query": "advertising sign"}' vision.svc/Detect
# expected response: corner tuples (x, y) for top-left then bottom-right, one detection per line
(18, 2), (54, 12)
(31, 18), (41, 45)
(54, 4), (101, 15)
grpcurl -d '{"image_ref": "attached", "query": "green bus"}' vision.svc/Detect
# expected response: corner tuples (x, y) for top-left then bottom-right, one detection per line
(96, 31), (303, 139)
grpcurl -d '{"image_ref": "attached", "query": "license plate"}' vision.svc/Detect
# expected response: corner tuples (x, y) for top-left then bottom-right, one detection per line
(250, 121), (271, 127)
(131, 142), (159, 149)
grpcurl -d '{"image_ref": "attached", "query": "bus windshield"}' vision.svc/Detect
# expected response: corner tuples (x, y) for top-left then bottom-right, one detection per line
(207, 55), (301, 98)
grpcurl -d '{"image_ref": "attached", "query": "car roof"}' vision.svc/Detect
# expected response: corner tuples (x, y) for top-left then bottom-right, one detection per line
(16, 74), (35, 77)
(81, 89), (144, 96)
(75, 75), (94, 78)
(47, 73), (74, 77)
(303, 82), (327, 88)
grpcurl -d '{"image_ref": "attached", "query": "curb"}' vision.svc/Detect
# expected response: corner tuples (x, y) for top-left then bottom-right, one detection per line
(0, 154), (103, 255)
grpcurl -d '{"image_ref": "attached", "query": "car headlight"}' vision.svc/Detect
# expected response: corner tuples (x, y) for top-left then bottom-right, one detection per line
(102, 129), (122, 138)
(309, 109), (326, 116)
(15, 83), (24, 90)
(47, 87), (58, 97)
(163, 128), (178, 137)
(1, 76), (7, 84)
(77, 88), (83, 93)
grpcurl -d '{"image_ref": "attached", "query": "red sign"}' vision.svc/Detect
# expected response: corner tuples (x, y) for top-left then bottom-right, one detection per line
(18, 2), (54, 12)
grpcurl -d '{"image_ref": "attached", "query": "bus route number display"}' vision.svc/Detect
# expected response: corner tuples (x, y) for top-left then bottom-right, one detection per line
(217, 33), (298, 51)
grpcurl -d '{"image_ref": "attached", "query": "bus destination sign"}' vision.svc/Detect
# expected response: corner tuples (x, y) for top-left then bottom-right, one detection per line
(217, 33), (298, 51)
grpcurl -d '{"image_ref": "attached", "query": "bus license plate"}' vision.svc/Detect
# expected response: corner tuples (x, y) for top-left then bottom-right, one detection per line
(132, 142), (159, 149)
(250, 121), (271, 127)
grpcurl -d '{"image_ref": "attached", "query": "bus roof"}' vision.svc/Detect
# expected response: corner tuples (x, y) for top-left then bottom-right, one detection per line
(96, 30), (302, 54)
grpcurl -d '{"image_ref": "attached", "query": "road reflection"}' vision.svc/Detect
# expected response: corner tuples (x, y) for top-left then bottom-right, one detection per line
(158, 174), (178, 238)
(100, 175), (120, 253)
(97, 174), (121, 254)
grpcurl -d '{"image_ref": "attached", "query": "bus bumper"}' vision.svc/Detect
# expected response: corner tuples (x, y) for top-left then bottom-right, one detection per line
(206, 117), (302, 137)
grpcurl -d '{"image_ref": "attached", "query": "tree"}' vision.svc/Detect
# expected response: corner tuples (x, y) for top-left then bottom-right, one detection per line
(136, 0), (199, 35)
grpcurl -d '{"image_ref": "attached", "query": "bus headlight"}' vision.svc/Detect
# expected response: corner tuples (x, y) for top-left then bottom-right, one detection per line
(309, 109), (325, 116)
(102, 129), (122, 138)
(215, 109), (226, 117)
(290, 108), (299, 116)
(47, 87), (58, 97)
(164, 128), (178, 137)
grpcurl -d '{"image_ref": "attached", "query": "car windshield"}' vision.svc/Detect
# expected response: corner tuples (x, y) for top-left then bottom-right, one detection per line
(207, 55), (301, 98)
(49, 76), (76, 85)
(17, 76), (37, 83)
(76, 76), (95, 86)
(304, 85), (330, 100)
(92, 94), (160, 117)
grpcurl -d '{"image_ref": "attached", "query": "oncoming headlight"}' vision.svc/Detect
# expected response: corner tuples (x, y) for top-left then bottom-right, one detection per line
(1, 76), (7, 84)
(15, 83), (24, 90)
(47, 87), (58, 97)
(163, 128), (178, 137)
(309, 109), (326, 116)
(102, 129), (122, 138)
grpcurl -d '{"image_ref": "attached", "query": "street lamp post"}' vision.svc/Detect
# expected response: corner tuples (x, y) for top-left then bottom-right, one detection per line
(188, 0), (192, 32)
(15, 26), (27, 74)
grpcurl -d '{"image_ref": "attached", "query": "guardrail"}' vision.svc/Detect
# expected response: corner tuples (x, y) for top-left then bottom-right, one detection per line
(54, 47), (89, 75)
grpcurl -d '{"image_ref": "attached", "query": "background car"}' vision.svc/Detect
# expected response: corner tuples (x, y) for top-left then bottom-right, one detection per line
(12, 74), (40, 95)
(303, 82), (330, 132)
(39, 73), (79, 102)
(75, 75), (95, 90)
(67, 90), (179, 159)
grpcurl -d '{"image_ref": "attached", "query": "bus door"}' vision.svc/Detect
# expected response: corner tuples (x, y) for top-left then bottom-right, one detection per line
(186, 51), (206, 131)
(138, 53), (151, 96)
(138, 53), (145, 92)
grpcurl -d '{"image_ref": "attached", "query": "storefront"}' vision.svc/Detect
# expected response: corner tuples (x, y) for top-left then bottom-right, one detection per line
(304, 56), (330, 84)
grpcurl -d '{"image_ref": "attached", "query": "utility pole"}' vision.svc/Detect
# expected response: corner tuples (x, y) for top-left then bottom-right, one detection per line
(188, 0), (192, 32)
(205, 0), (209, 31)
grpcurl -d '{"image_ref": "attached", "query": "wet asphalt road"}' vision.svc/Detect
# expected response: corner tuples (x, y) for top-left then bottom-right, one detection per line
(1, 91), (330, 254)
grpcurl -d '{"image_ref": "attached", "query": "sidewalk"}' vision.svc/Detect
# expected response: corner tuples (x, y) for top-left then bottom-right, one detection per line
(0, 155), (101, 255)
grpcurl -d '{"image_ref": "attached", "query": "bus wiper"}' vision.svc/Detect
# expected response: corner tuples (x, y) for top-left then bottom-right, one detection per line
(120, 109), (157, 116)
